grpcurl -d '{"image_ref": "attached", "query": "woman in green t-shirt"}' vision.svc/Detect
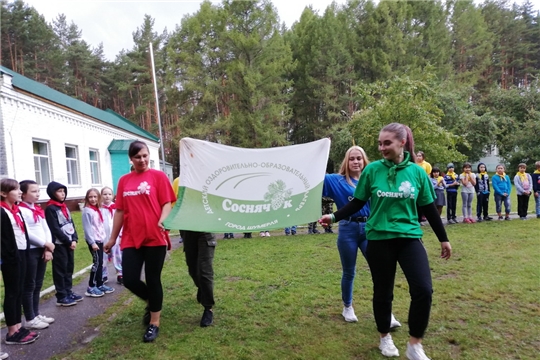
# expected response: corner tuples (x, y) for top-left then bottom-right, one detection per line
(319, 123), (452, 360)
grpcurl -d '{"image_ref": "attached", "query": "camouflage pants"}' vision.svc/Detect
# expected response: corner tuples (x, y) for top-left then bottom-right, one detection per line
(322, 197), (334, 233)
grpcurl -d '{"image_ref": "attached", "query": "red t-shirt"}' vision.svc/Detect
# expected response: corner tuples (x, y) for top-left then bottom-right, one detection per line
(116, 169), (176, 250)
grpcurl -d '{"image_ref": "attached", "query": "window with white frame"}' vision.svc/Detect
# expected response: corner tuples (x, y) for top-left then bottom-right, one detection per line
(33, 140), (51, 185)
(65, 145), (80, 185)
(89, 149), (101, 185)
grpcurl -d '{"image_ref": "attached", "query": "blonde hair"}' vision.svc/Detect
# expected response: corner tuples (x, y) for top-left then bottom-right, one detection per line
(84, 188), (102, 208)
(339, 146), (370, 186)
(101, 186), (113, 195)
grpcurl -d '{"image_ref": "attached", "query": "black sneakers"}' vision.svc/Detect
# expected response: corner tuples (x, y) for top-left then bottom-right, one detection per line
(200, 309), (213, 327)
(143, 324), (159, 342)
(5, 328), (39, 345)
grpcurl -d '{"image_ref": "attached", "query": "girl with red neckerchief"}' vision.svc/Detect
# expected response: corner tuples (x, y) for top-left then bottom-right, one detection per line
(82, 188), (115, 298)
(1, 178), (39, 346)
(19, 180), (55, 330)
(101, 186), (123, 285)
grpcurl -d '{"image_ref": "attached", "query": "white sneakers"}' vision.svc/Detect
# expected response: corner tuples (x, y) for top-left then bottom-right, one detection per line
(342, 306), (358, 322)
(260, 231), (271, 237)
(37, 314), (55, 324)
(406, 342), (431, 360)
(390, 313), (401, 328)
(25, 317), (49, 329)
(379, 334), (399, 357)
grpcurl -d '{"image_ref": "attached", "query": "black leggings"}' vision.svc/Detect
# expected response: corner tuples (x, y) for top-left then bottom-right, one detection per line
(122, 246), (166, 312)
(366, 238), (433, 338)
(2, 250), (27, 327)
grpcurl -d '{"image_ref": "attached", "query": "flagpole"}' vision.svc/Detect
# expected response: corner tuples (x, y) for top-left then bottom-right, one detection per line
(149, 42), (166, 171)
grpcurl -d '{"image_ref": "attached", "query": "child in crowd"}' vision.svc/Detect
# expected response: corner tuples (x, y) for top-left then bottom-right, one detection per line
(492, 164), (512, 220)
(82, 188), (115, 297)
(19, 180), (55, 330)
(533, 161), (540, 219)
(102, 187), (123, 285)
(430, 167), (446, 216)
(513, 163), (533, 220)
(1, 178), (39, 345)
(475, 163), (492, 222)
(284, 226), (297, 235)
(443, 163), (460, 224)
(45, 181), (82, 306)
(460, 162), (477, 223)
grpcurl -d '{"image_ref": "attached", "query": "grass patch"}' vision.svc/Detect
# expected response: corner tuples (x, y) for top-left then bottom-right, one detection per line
(58, 219), (540, 360)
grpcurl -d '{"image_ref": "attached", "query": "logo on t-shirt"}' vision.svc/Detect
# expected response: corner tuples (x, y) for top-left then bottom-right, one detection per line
(376, 181), (416, 199)
(138, 181), (151, 195)
(124, 181), (152, 197)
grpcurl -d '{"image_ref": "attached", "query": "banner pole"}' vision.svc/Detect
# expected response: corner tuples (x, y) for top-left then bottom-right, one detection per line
(149, 42), (167, 171)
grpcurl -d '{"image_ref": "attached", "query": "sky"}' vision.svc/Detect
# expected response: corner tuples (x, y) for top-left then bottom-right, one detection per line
(23, 0), (348, 60)
(22, 0), (540, 61)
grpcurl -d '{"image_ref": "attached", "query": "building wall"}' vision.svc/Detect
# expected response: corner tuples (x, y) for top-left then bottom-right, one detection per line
(0, 73), (160, 201)
(110, 152), (132, 194)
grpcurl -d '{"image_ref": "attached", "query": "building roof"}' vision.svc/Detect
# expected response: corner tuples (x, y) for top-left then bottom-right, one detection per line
(107, 139), (134, 152)
(0, 66), (159, 142)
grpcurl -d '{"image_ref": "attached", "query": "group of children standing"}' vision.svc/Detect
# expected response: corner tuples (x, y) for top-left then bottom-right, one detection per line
(429, 161), (540, 223)
(0, 178), (122, 350)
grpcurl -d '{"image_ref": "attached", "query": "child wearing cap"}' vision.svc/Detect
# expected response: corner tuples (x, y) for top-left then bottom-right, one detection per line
(443, 163), (459, 224)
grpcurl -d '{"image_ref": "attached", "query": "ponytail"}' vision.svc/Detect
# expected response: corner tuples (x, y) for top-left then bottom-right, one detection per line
(404, 125), (416, 163)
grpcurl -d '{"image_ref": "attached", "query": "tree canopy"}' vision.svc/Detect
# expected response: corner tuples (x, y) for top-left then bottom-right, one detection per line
(2, 0), (540, 173)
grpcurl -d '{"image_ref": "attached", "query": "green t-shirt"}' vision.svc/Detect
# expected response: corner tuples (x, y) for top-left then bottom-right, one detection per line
(354, 157), (435, 241)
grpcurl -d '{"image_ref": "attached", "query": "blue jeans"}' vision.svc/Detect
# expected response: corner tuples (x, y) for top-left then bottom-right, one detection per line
(337, 220), (368, 307)
(535, 193), (540, 216)
(494, 194), (511, 214)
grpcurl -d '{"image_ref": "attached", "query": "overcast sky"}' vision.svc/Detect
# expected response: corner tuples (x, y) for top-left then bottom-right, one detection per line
(23, 0), (540, 61)
(23, 0), (349, 60)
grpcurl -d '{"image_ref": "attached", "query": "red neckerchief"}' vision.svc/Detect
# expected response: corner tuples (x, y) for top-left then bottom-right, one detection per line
(87, 204), (104, 223)
(47, 199), (69, 219)
(1, 201), (25, 233)
(102, 203), (116, 217)
(19, 202), (45, 222)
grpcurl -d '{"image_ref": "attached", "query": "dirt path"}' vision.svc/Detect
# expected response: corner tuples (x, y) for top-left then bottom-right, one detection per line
(1, 236), (183, 360)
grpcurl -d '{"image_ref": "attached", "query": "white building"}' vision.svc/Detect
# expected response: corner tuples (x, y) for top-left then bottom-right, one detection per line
(0, 66), (167, 206)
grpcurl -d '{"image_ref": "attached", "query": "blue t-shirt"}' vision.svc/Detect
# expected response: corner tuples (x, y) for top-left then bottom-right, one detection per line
(323, 173), (370, 218)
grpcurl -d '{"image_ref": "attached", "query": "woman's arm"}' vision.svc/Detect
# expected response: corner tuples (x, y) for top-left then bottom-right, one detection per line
(159, 202), (172, 229)
(419, 202), (452, 259)
(320, 197), (367, 226)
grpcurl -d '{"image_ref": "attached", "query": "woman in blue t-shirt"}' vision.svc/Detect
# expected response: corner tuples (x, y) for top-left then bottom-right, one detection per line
(323, 146), (401, 328)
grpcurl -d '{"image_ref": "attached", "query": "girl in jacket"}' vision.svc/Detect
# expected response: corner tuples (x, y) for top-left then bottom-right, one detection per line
(82, 188), (115, 297)
(513, 163), (533, 220)
(492, 164), (512, 220)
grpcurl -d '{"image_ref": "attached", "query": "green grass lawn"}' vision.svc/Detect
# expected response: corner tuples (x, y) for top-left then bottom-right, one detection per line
(58, 219), (540, 360)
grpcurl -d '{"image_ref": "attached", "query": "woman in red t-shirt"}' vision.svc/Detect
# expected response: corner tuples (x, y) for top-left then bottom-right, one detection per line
(105, 140), (175, 343)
